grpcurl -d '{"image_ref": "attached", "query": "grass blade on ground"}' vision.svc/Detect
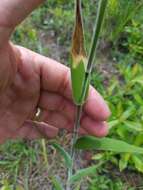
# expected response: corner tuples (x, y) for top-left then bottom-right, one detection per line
(69, 165), (98, 184)
(52, 142), (72, 169)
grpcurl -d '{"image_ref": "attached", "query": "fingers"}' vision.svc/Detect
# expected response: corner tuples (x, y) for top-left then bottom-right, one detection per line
(16, 47), (110, 121)
(0, 27), (13, 46)
(0, 128), (13, 144)
(81, 117), (108, 137)
(39, 91), (76, 121)
(34, 50), (110, 120)
(16, 46), (110, 133)
(13, 120), (59, 140)
(84, 86), (111, 121)
(39, 90), (109, 137)
(0, 135), (6, 144)
(0, 120), (58, 144)
(40, 110), (73, 131)
(39, 110), (108, 137)
(39, 90), (110, 122)
(39, 110), (88, 135)
(25, 49), (73, 99)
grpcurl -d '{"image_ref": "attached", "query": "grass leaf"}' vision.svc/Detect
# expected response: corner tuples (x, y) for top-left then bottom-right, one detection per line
(69, 165), (97, 184)
(71, 60), (87, 105)
(71, 0), (88, 105)
(87, 0), (108, 72)
(75, 136), (143, 154)
(52, 142), (72, 169)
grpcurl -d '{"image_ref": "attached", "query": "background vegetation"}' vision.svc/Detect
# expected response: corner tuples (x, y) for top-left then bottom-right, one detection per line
(1, 0), (143, 189)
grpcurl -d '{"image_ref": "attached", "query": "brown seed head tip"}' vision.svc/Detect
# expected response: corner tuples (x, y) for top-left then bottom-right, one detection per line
(71, 0), (87, 68)
(72, 53), (87, 68)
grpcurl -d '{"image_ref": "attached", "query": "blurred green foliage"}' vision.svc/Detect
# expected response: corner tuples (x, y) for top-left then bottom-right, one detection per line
(88, 174), (135, 190)
(1, 0), (143, 189)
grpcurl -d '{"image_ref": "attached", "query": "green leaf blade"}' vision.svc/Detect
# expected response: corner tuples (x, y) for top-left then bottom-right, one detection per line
(69, 165), (97, 184)
(52, 142), (72, 169)
(87, 0), (108, 72)
(75, 136), (143, 154)
(71, 60), (89, 105)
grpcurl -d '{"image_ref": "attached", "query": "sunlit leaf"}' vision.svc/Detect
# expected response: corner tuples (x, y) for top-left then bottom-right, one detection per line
(75, 136), (143, 154)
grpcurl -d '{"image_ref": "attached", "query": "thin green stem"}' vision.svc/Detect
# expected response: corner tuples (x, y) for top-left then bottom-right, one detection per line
(76, 0), (108, 110)
(41, 139), (48, 169)
(70, 105), (83, 169)
(67, 105), (83, 189)
(87, 0), (107, 73)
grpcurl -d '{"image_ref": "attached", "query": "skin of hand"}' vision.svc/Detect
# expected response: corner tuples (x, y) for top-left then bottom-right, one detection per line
(0, 0), (111, 144)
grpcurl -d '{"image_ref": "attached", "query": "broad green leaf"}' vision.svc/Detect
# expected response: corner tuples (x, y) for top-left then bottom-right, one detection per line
(69, 165), (97, 184)
(52, 143), (72, 169)
(51, 176), (64, 190)
(75, 136), (143, 154)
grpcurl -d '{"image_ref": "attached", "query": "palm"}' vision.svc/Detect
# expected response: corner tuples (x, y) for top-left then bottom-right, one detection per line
(0, 43), (40, 143)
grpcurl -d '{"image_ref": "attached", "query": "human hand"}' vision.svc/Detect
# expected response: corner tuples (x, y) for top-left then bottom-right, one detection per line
(0, 0), (110, 144)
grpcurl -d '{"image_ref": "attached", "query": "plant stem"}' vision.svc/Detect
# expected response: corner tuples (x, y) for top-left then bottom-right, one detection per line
(67, 0), (108, 189)
(41, 139), (48, 169)
(87, 0), (107, 73)
(70, 105), (83, 173)
(67, 105), (83, 189)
